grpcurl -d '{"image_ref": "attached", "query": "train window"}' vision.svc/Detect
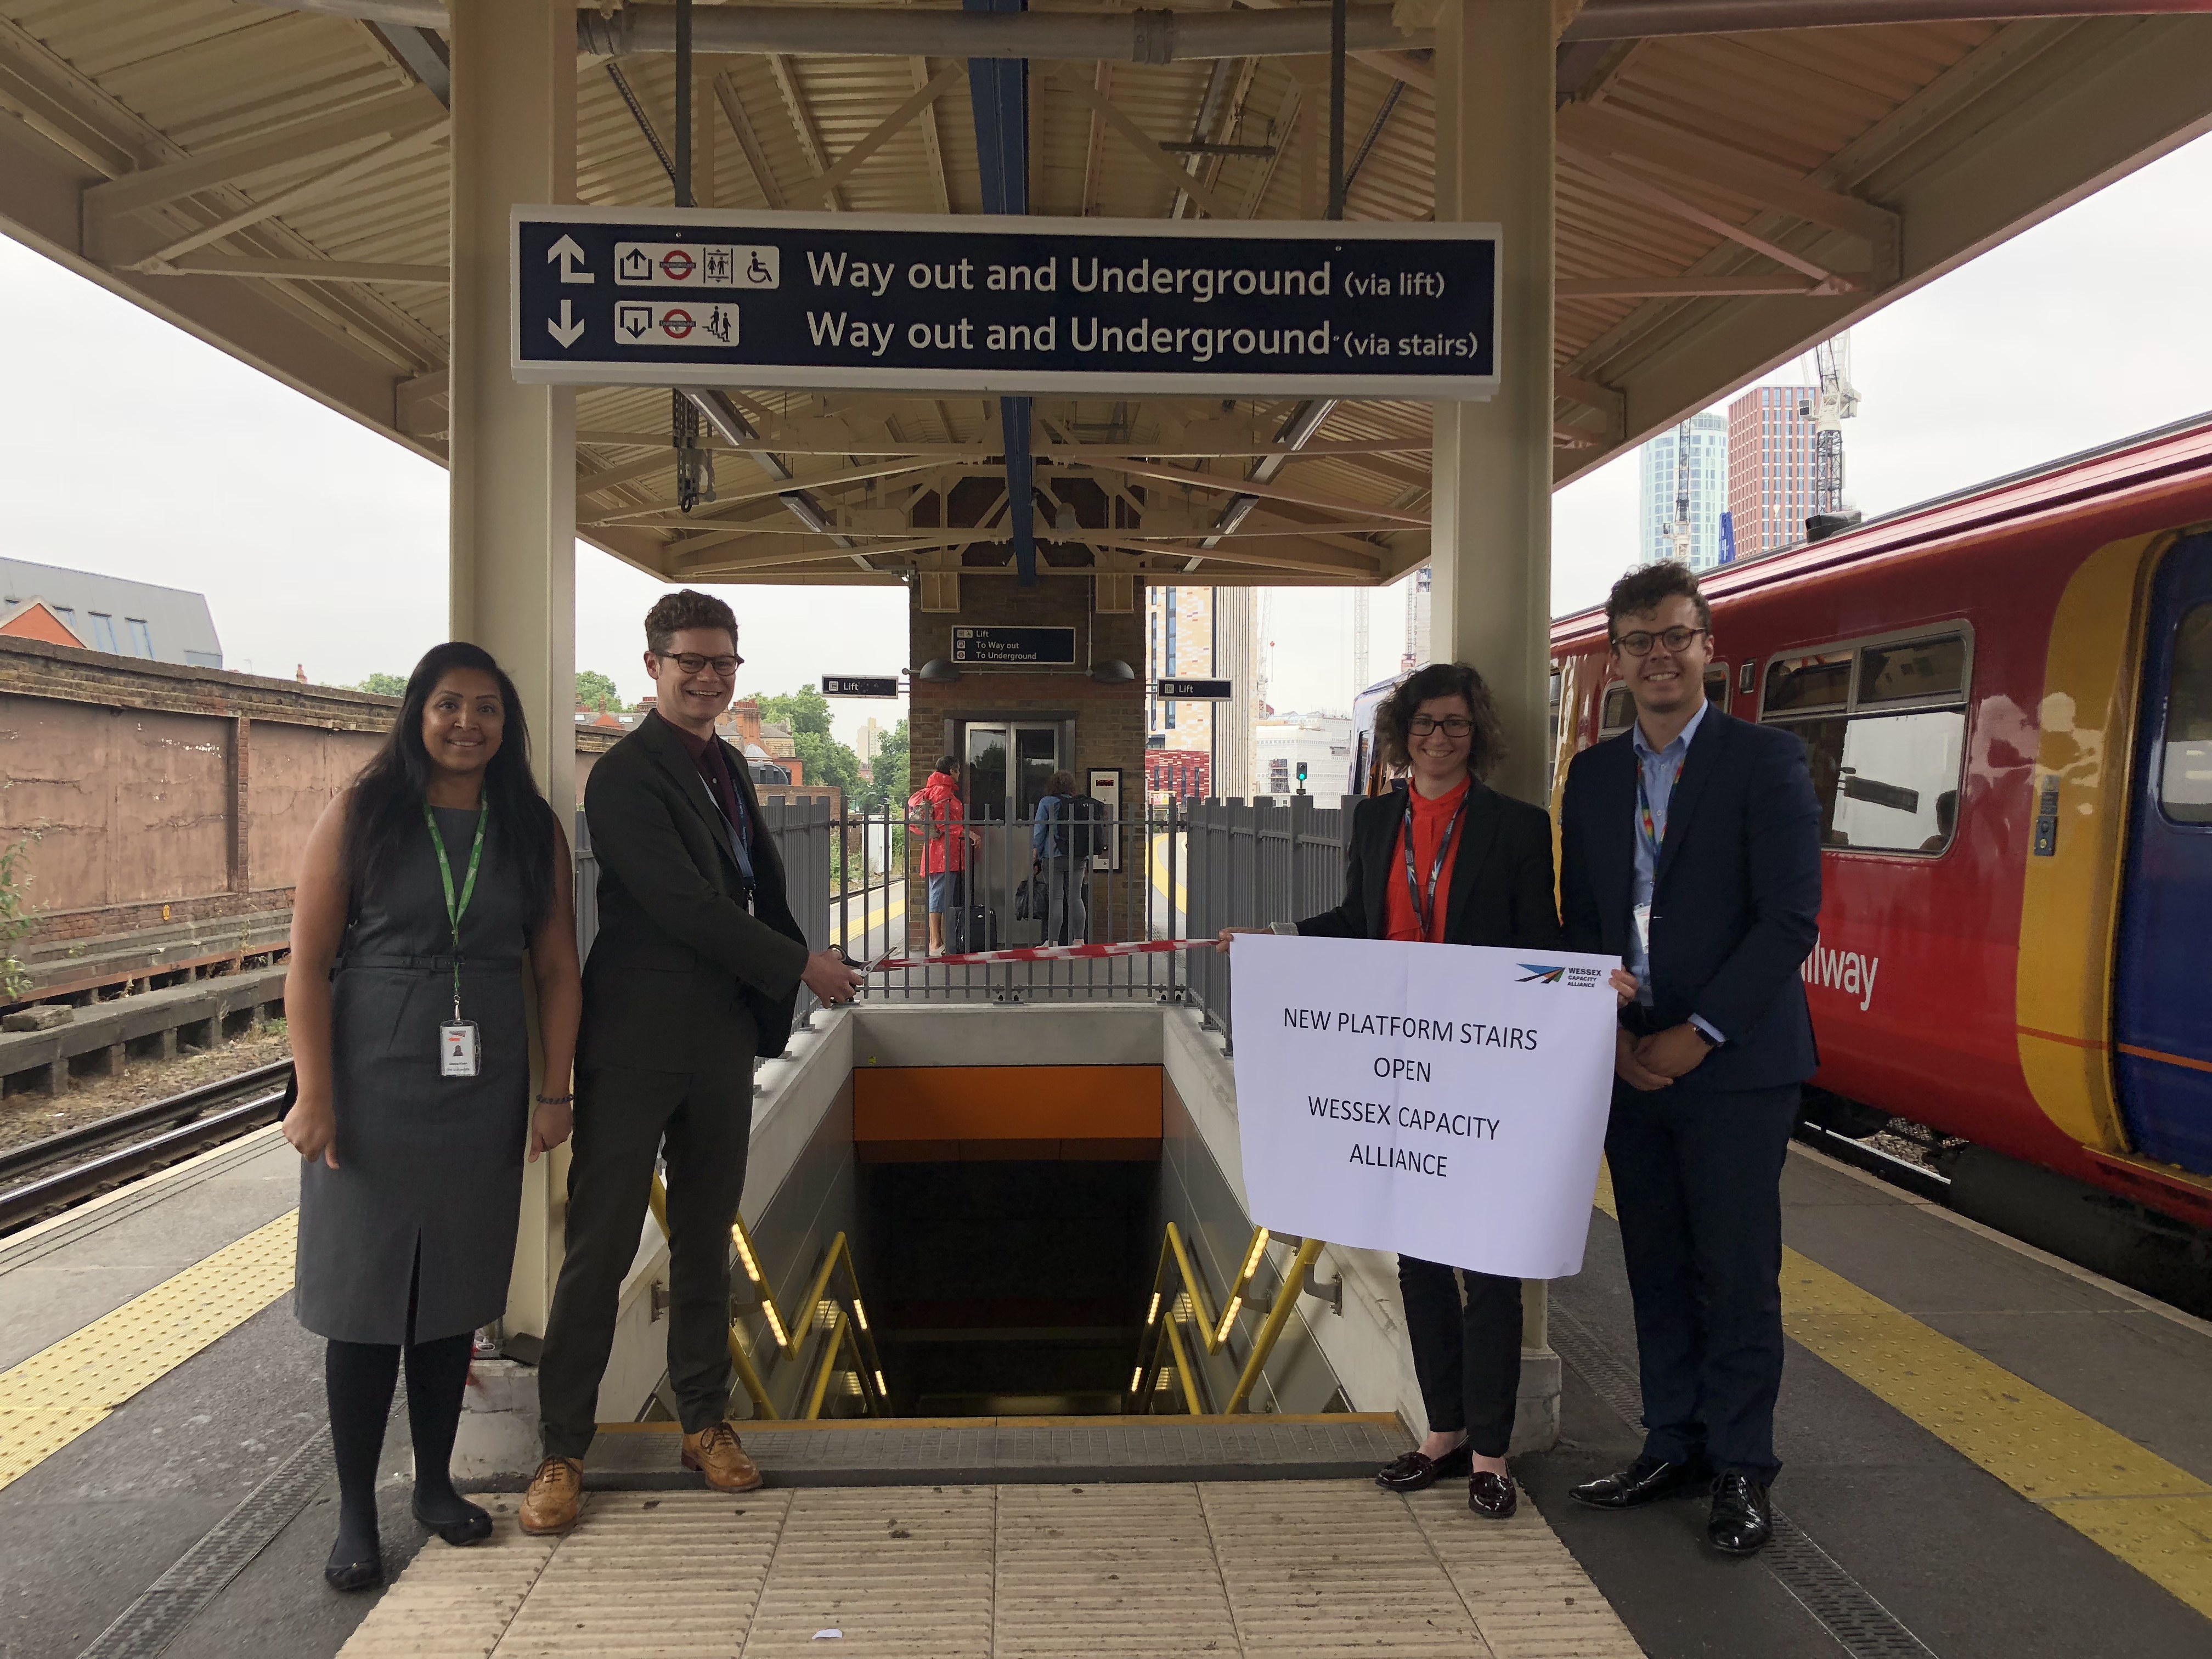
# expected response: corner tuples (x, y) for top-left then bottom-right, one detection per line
(1762, 623), (1973, 854)
(1857, 635), (1968, 707)
(1705, 664), (1731, 713)
(2162, 602), (2212, 824)
(1764, 650), (1852, 714)
(1600, 685), (1635, 737)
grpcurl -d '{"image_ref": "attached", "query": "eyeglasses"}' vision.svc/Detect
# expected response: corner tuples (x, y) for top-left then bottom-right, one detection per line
(1612, 626), (1708, 658)
(660, 652), (742, 678)
(1407, 715), (1475, 737)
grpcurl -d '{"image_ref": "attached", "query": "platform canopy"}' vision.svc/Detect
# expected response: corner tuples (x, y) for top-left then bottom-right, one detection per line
(4, 0), (2211, 588)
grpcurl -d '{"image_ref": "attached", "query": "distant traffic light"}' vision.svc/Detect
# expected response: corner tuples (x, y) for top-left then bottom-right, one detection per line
(1295, 760), (1308, 794)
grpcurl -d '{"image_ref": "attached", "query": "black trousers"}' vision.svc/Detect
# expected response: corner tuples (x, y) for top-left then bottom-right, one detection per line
(1604, 1077), (1799, 1483)
(1397, 1256), (1523, 1459)
(538, 1015), (757, 1460)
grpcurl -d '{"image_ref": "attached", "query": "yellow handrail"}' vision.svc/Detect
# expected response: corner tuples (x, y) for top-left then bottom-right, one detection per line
(1132, 1222), (1323, 1414)
(647, 1174), (890, 1420)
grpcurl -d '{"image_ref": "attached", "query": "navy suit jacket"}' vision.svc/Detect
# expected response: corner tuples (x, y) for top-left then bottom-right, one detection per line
(1560, 706), (1822, 1092)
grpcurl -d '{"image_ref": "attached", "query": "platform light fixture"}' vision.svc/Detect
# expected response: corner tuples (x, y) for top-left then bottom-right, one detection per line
(1092, 657), (1136, 683)
(917, 658), (961, 682)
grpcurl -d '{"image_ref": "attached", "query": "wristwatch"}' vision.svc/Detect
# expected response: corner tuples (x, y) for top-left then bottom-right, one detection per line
(1689, 1024), (1720, 1049)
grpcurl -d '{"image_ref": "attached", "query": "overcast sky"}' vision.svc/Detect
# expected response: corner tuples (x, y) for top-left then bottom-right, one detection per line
(3, 127), (2208, 741)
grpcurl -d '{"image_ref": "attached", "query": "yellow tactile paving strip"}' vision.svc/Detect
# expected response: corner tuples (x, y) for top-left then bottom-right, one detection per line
(0, 1208), (298, 1491)
(1593, 1164), (2212, 1621)
(338, 1482), (1645, 1658)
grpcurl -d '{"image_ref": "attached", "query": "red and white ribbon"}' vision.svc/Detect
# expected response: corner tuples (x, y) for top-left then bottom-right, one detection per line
(867, 938), (1210, 972)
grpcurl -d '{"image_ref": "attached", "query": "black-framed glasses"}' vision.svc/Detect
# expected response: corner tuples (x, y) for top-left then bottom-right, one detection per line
(1407, 715), (1475, 737)
(661, 652), (742, 678)
(1613, 626), (1708, 658)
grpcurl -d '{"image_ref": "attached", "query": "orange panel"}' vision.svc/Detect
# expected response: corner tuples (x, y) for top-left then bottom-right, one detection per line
(853, 1066), (1163, 1142)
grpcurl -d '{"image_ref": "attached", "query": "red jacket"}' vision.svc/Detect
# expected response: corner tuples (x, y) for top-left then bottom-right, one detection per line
(911, 771), (968, 873)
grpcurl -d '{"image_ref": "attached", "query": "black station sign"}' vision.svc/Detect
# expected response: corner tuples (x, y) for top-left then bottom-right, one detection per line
(1156, 678), (1234, 701)
(950, 626), (1077, 666)
(821, 675), (900, 698)
(511, 206), (1499, 399)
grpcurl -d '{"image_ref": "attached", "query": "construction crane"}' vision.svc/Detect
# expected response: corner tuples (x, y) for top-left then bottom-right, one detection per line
(1804, 332), (1864, 517)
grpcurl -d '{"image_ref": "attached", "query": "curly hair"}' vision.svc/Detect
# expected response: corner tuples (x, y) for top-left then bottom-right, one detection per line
(644, 588), (738, 656)
(1373, 661), (1506, 781)
(1605, 561), (1712, 640)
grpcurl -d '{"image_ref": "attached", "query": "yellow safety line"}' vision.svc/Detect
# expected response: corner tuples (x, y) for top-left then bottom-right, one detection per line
(0, 1209), (298, 1491)
(1591, 1166), (2212, 1619)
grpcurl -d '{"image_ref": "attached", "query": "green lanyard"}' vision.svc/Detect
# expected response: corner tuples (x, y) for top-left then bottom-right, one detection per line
(423, 803), (488, 1022)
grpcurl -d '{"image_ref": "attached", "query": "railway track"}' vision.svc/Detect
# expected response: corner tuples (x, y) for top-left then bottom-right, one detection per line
(0, 1060), (294, 1235)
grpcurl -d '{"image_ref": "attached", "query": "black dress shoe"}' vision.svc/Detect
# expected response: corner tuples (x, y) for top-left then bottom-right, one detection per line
(1375, 1444), (1474, 1491)
(1468, 1471), (1517, 1520)
(322, 1554), (382, 1593)
(1707, 1472), (1773, 1555)
(414, 1496), (494, 1547)
(1568, 1455), (1712, 1510)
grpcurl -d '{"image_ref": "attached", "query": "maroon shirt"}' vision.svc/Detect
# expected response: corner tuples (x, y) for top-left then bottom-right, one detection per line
(657, 710), (755, 879)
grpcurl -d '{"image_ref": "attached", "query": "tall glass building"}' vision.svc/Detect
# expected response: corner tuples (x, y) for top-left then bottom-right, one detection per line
(1637, 411), (1731, 571)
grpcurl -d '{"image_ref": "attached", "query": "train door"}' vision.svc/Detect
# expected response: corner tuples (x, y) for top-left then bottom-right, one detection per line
(2113, 532), (2212, 1175)
(963, 721), (1065, 944)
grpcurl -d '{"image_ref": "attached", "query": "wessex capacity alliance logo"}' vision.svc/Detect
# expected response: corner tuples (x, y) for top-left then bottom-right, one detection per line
(1517, 963), (1606, 988)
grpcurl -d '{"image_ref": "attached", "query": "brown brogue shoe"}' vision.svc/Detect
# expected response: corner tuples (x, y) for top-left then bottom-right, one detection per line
(518, 1456), (583, 1535)
(681, 1421), (764, 1492)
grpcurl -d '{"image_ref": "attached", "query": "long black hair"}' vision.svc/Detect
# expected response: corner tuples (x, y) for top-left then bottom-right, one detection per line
(1374, 661), (1508, 781)
(342, 642), (559, 929)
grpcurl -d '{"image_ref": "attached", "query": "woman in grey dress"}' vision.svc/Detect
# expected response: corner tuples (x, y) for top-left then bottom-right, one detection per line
(282, 641), (582, 1591)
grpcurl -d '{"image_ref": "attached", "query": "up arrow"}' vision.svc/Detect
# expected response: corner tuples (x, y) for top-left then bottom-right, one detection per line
(548, 235), (592, 284)
(547, 300), (585, 348)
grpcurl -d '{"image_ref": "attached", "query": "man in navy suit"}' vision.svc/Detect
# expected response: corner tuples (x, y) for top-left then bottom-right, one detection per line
(1559, 561), (1822, 1555)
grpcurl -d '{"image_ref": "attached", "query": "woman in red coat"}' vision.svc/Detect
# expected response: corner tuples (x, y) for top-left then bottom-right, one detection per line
(911, 755), (975, 956)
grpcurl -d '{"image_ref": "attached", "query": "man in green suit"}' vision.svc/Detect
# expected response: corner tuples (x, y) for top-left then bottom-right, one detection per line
(523, 590), (863, 1532)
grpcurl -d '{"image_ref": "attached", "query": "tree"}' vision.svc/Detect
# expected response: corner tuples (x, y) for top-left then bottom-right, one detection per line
(356, 672), (408, 697)
(575, 668), (624, 710)
(758, 687), (861, 798)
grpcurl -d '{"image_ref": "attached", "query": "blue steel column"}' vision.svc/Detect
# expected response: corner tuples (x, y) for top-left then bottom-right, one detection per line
(966, 0), (1037, 585)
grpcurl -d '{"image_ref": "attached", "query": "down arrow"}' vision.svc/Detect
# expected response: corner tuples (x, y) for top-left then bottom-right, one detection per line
(548, 300), (585, 348)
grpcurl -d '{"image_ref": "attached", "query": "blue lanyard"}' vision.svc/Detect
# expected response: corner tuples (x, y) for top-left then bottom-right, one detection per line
(1398, 784), (1469, 943)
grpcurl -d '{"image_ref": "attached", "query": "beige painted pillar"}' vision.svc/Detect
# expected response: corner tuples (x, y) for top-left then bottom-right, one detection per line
(1429, 0), (1555, 811)
(1430, 0), (1559, 1374)
(450, 0), (578, 1339)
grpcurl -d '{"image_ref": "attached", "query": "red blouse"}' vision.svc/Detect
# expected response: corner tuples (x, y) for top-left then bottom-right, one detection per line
(1383, 778), (1470, 943)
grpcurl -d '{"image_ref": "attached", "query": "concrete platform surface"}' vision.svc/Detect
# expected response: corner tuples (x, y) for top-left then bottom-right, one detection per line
(337, 1482), (1644, 1658)
(578, 1415), (1413, 1488)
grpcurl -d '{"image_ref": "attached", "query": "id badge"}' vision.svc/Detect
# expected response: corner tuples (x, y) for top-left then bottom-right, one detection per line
(440, 1021), (481, 1078)
(1632, 902), (1654, 977)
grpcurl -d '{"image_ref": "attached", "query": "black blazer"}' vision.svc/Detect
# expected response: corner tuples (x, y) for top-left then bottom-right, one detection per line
(580, 713), (810, 1069)
(1559, 706), (1821, 1092)
(1297, 781), (1564, 953)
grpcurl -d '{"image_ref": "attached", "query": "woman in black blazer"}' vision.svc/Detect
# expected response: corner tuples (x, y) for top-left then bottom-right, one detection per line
(1222, 661), (1627, 1520)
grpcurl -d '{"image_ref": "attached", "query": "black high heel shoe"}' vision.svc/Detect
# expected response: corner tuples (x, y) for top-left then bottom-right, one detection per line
(413, 1494), (493, 1547)
(1374, 1443), (1475, 1492)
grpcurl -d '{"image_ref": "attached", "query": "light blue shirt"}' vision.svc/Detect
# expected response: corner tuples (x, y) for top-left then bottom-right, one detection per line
(1627, 701), (1724, 1044)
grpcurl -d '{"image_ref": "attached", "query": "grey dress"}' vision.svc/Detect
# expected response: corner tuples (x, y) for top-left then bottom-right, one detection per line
(296, 805), (533, 1345)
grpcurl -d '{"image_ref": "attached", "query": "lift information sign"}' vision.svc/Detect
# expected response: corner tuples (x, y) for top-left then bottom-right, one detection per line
(513, 206), (1499, 398)
(1157, 678), (1234, 701)
(822, 675), (900, 698)
(951, 626), (1076, 665)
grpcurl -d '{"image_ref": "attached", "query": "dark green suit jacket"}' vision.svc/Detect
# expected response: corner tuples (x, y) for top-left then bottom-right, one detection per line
(579, 712), (810, 1070)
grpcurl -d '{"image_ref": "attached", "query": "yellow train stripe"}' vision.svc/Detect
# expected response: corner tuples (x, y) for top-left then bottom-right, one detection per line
(0, 1209), (297, 1491)
(1590, 1167), (2212, 1618)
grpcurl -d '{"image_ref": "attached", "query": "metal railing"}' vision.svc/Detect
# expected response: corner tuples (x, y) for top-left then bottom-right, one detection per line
(647, 1172), (890, 1419)
(1181, 795), (1355, 1051)
(1132, 1222), (1325, 1414)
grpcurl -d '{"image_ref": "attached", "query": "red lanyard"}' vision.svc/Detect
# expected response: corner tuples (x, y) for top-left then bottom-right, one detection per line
(1399, 785), (1469, 943)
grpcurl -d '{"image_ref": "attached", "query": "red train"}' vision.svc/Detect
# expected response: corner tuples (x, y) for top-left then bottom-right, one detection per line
(1546, 414), (2212, 1275)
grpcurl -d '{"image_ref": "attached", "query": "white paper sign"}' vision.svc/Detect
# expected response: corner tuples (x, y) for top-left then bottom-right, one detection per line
(1230, 934), (1621, 1279)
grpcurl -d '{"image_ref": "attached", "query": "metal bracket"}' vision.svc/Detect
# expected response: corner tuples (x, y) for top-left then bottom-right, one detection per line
(650, 1280), (671, 1322)
(1278, 1238), (1342, 1313)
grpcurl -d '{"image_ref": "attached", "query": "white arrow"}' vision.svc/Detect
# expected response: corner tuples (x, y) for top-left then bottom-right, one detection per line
(547, 300), (584, 348)
(548, 235), (592, 284)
